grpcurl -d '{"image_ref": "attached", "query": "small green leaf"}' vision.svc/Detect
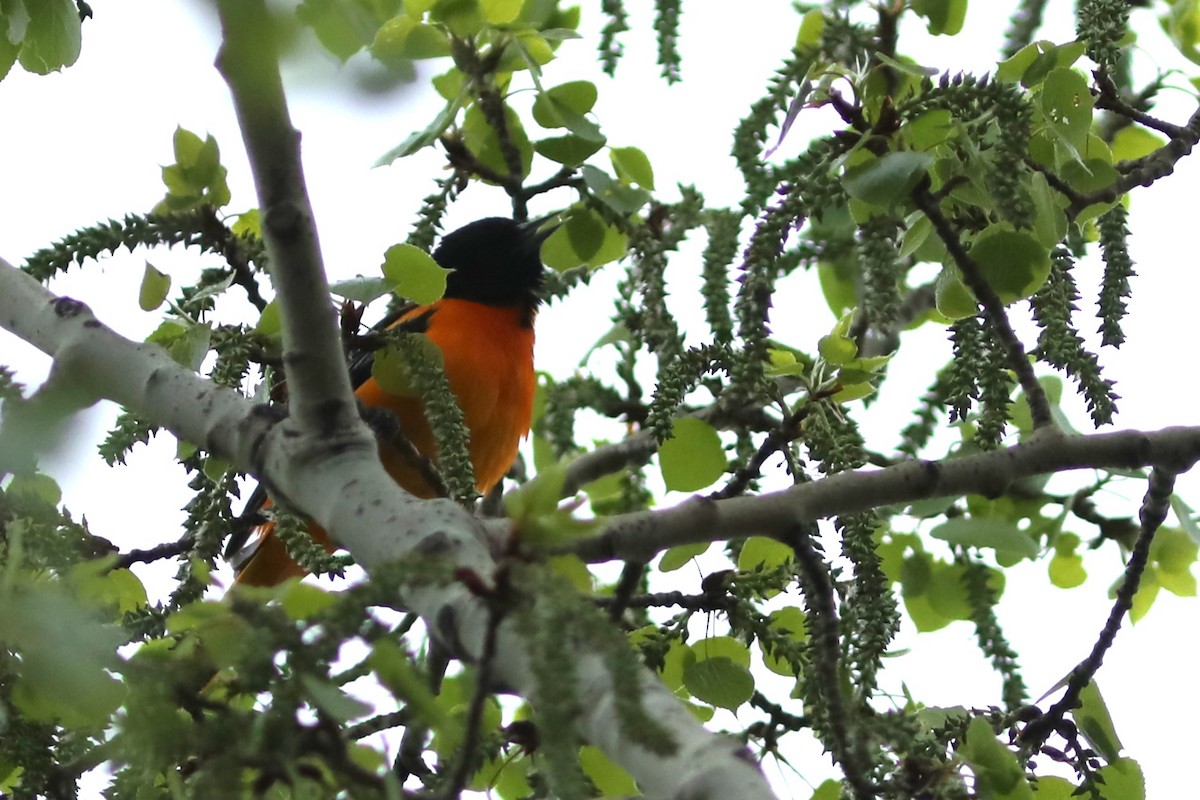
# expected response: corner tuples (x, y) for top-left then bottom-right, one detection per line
(692, 636), (751, 668)
(796, 10), (825, 48)
(968, 227), (1052, 303)
(659, 542), (709, 572)
(809, 780), (843, 800)
(964, 717), (1030, 797)
(582, 164), (650, 214)
(683, 656), (754, 711)
(280, 582), (337, 620)
(1040, 68), (1095, 151)
(381, 243), (450, 304)
(480, 0), (523, 24)
(609, 146), (655, 189)
(7, 472), (62, 505)
(1076, 682), (1123, 762)
(376, 96), (464, 165)
(1048, 552), (1087, 588)
(300, 675), (372, 722)
(372, 16), (451, 61)
(1110, 126), (1165, 162)
(138, 263), (172, 311)
(934, 266), (977, 319)
(659, 417), (726, 492)
(925, 561), (973, 621)
(818, 333), (857, 365)
(17, 0), (81, 75)
(842, 151), (934, 207)
(534, 134), (605, 166)
(738, 537), (792, 571)
(329, 275), (394, 304)
(911, 0), (967, 36)
(462, 103), (533, 178)
(255, 299), (281, 338)
(1095, 758), (1144, 800)
(930, 518), (1039, 559)
(370, 639), (445, 728)
(532, 81), (599, 127)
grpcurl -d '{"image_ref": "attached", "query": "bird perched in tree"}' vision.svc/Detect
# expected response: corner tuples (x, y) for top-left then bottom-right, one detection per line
(227, 216), (552, 586)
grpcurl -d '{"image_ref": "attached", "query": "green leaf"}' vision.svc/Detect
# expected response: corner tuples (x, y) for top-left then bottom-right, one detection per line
(280, 582), (337, 620)
(818, 333), (857, 365)
(541, 207), (628, 270)
(1048, 552), (1086, 588)
(480, 0), (523, 24)
(7, 471), (62, 505)
(372, 16), (451, 61)
(692, 636), (751, 668)
(796, 10), (825, 48)
(964, 717), (1030, 797)
(1076, 682), (1123, 762)
(738, 537), (792, 571)
(842, 151), (934, 207)
(534, 134), (604, 166)
(659, 541), (710, 572)
(381, 243), (450, 304)
(300, 675), (372, 722)
(370, 639), (445, 728)
(1095, 758), (1144, 800)
(329, 275), (394, 304)
(911, 0), (966, 36)
(138, 262), (172, 311)
(930, 518), (1039, 559)
(16, 0), (80, 74)
(968, 227), (1052, 303)
(683, 656), (754, 711)
(0, 583), (125, 727)
(581, 164), (650, 214)
(659, 417), (726, 491)
(1029, 172), (1068, 248)
(809, 780), (843, 800)
(1040, 68), (1095, 151)
(925, 561), (973, 621)
(532, 81), (599, 127)
(609, 146), (655, 189)
(376, 96), (464, 165)
(1031, 776), (1077, 799)
(255, 299), (281, 338)
(462, 102), (533, 178)
(1110, 126), (1165, 162)
(297, 0), (375, 61)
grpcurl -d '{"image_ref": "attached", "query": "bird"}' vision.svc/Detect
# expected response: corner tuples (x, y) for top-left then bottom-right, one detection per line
(227, 216), (552, 587)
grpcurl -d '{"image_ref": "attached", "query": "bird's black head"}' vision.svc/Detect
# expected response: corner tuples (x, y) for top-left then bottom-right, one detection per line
(434, 217), (550, 319)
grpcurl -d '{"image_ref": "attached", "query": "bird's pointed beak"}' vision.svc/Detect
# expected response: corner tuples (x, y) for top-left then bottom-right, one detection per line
(520, 213), (562, 244)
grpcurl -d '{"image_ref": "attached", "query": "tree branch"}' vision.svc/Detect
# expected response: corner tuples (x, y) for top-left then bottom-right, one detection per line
(911, 185), (1053, 431)
(560, 427), (1200, 563)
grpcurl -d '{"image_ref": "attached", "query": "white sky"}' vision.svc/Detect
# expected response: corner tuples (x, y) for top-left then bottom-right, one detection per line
(2, 1), (1198, 797)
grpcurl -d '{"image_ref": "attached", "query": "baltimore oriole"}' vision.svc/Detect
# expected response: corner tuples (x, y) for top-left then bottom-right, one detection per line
(227, 216), (551, 586)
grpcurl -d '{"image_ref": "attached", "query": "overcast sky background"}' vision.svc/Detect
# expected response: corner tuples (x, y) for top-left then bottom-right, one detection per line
(2, 1), (1198, 797)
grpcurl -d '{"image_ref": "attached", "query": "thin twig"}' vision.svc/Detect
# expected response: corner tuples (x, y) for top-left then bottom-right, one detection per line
(1018, 467), (1175, 752)
(784, 524), (873, 800)
(911, 184), (1054, 432)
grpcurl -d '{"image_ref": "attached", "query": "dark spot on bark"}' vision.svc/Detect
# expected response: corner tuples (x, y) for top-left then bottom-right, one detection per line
(53, 297), (86, 318)
(919, 460), (941, 490)
(415, 530), (452, 556)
